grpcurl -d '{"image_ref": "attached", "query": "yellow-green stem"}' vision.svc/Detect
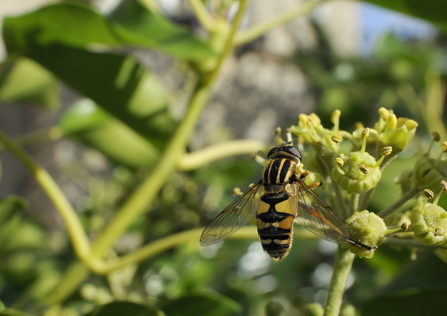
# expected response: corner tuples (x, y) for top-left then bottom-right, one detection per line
(0, 130), (90, 260)
(377, 186), (420, 218)
(324, 247), (355, 316)
(46, 0), (252, 304)
(234, 0), (326, 46)
(187, 0), (216, 32)
(177, 139), (265, 171)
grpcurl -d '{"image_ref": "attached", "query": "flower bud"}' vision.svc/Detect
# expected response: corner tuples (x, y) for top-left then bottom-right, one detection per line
(410, 202), (447, 245)
(345, 210), (386, 258)
(332, 152), (381, 194)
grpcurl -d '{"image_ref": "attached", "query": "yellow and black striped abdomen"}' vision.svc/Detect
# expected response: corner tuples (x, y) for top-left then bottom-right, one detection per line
(256, 191), (295, 262)
(262, 158), (296, 186)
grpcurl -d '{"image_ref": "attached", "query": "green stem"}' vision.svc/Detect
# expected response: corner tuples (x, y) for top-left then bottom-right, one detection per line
(383, 236), (435, 248)
(187, 0), (216, 32)
(0, 130), (90, 260)
(234, 0), (326, 46)
(349, 193), (359, 216)
(377, 186), (420, 218)
(177, 140), (265, 171)
(46, 0), (252, 304)
(324, 247), (355, 316)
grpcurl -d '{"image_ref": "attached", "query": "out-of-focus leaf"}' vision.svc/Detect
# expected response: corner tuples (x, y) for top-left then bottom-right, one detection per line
(0, 58), (57, 107)
(162, 292), (242, 316)
(3, 3), (120, 51)
(86, 301), (162, 316)
(59, 99), (160, 168)
(0, 196), (27, 224)
(108, 0), (216, 61)
(3, 2), (215, 61)
(24, 44), (175, 148)
(364, 0), (447, 32)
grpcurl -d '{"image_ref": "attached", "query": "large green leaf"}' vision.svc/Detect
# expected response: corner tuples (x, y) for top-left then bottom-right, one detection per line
(364, 0), (447, 32)
(86, 301), (162, 316)
(59, 99), (160, 169)
(162, 292), (242, 316)
(3, 1), (215, 61)
(108, 0), (216, 61)
(0, 196), (28, 224)
(24, 44), (175, 148)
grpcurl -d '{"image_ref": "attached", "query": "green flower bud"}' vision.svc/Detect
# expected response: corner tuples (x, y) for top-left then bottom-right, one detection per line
(332, 152), (381, 194)
(411, 156), (447, 192)
(344, 211), (386, 258)
(410, 202), (447, 245)
(374, 108), (418, 152)
(303, 303), (324, 316)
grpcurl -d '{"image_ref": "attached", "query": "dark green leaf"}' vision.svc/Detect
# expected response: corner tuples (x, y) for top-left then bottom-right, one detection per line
(24, 44), (175, 148)
(162, 292), (242, 316)
(363, 0), (447, 32)
(59, 99), (160, 168)
(0, 58), (57, 107)
(3, 2), (120, 52)
(108, 0), (216, 61)
(86, 301), (161, 316)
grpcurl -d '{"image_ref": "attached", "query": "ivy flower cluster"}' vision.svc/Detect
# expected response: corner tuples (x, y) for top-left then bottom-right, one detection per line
(290, 108), (447, 260)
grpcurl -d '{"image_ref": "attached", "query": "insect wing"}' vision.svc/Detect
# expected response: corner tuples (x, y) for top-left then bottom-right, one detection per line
(200, 181), (262, 246)
(289, 179), (349, 243)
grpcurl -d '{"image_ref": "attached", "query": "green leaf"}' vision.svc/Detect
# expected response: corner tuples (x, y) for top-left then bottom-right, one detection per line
(108, 0), (216, 61)
(3, 2), (120, 52)
(3, 1), (215, 61)
(86, 301), (162, 316)
(0, 58), (57, 107)
(24, 44), (175, 148)
(364, 0), (447, 32)
(162, 292), (242, 316)
(59, 99), (160, 169)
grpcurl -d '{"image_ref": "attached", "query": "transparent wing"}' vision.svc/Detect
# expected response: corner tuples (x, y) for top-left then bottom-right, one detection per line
(200, 181), (262, 246)
(289, 178), (349, 243)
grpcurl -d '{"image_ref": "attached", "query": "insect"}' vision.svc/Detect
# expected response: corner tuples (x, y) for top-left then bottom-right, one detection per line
(200, 141), (374, 261)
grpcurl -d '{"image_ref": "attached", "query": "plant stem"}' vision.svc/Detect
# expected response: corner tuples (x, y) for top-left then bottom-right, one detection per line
(349, 193), (359, 216)
(383, 236), (434, 248)
(0, 130), (90, 260)
(377, 186), (420, 218)
(46, 0), (252, 304)
(187, 0), (216, 32)
(324, 247), (355, 316)
(177, 139), (265, 171)
(234, 0), (326, 46)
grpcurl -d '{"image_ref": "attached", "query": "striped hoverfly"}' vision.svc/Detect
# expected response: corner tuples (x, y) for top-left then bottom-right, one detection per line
(200, 141), (374, 261)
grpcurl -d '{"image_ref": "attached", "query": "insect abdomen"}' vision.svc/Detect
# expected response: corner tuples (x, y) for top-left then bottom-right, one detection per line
(256, 193), (295, 262)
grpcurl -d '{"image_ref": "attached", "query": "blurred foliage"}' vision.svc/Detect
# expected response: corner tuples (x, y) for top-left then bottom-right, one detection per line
(0, 1), (447, 316)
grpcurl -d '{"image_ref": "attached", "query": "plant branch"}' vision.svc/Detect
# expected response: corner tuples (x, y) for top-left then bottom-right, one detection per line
(187, 0), (216, 32)
(377, 186), (420, 218)
(349, 193), (359, 216)
(234, 0), (326, 46)
(177, 140), (265, 171)
(324, 247), (355, 316)
(0, 129), (90, 260)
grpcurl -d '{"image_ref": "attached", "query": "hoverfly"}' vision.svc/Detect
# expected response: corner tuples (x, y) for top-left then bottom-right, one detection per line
(200, 141), (374, 261)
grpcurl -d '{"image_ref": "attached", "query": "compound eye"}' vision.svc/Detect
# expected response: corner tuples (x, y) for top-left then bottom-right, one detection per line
(288, 147), (301, 159)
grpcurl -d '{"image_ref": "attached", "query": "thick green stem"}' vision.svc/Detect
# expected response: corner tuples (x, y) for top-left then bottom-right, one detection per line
(0, 130), (90, 260)
(324, 247), (355, 316)
(46, 0), (251, 304)
(377, 186), (420, 218)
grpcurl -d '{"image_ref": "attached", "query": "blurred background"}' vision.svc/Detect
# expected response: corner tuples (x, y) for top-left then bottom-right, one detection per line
(0, 0), (446, 315)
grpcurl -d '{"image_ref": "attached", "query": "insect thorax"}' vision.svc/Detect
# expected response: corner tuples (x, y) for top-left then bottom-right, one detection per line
(262, 157), (298, 187)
